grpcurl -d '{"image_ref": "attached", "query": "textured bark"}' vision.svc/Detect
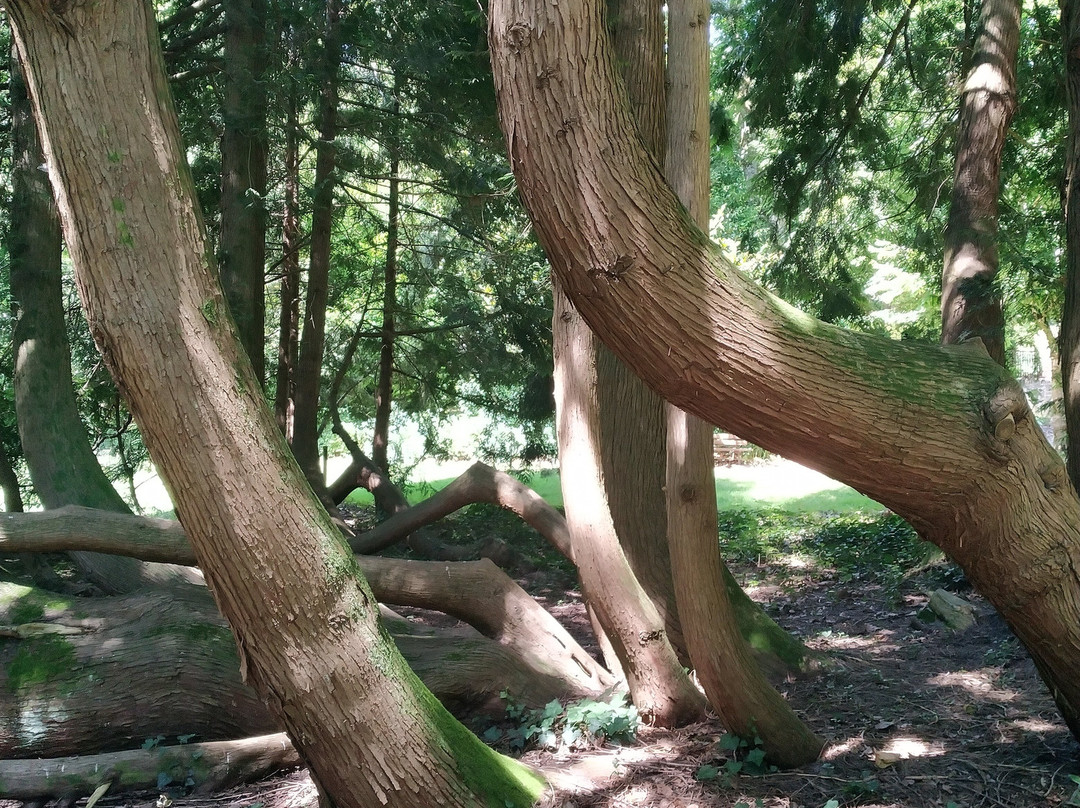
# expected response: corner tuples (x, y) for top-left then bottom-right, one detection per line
(555, 286), (706, 726)
(0, 504), (609, 696)
(218, 0), (267, 383)
(0, 584), (276, 758)
(551, 0), (702, 727)
(291, 0), (342, 484)
(940, 0), (1019, 365)
(662, 0), (821, 765)
(489, 0), (1080, 742)
(8, 49), (191, 593)
(0, 734), (301, 800)
(1064, 0), (1080, 493)
(597, 0), (686, 661)
(0, 581), (593, 760)
(8, 0), (543, 803)
(274, 76), (301, 440)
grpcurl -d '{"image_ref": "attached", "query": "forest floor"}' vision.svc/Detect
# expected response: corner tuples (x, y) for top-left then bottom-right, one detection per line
(15, 492), (1080, 808)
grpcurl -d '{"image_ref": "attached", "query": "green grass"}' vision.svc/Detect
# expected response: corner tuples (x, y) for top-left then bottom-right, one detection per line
(345, 462), (881, 513)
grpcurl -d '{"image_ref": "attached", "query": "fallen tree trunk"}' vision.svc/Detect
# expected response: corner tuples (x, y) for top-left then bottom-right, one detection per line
(0, 733), (300, 800)
(0, 507), (609, 696)
(0, 581), (603, 758)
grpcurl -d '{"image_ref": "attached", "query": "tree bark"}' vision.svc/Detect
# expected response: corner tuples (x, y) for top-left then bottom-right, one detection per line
(274, 68), (301, 441)
(662, 0), (821, 766)
(291, 0), (341, 485)
(0, 580), (599, 759)
(0, 441), (24, 512)
(0, 734), (301, 800)
(598, 0), (687, 662)
(550, 0), (704, 727)
(1063, 0), (1080, 493)
(940, 0), (1019, 366)
(372, 113), (400, 474)
(218, 0), (267, 384)
(8, 47), (192, 593)
(554, 286), (706, 727)
(7, 0), (544, 803)
(489, 0), (1080, 742)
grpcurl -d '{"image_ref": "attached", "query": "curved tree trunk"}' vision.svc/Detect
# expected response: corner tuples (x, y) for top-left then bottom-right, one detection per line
(8, 0), (543, 803)
(940, 0), (1019, 365)
(662, 0), (821, 766)
(8, 48), (193, 593)
(489, 0), (1080, 742)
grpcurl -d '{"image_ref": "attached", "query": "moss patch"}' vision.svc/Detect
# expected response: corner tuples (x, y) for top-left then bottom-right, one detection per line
(414, 672), (545, 807)
(7, 635), (77, 693)
(0, 584), (74, 625)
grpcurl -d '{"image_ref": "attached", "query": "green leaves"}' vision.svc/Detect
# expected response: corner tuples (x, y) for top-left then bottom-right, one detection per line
(492, 692), (640, 752)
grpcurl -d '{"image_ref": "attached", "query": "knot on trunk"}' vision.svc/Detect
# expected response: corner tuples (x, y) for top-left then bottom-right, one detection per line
(982, 382), (1027, 442)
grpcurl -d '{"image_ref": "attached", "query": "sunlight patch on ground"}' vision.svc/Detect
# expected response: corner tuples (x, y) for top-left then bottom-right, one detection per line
(1008, 717), (1062, 734)
(878, 735), (943, 760)
(928, 670), (1019, 703)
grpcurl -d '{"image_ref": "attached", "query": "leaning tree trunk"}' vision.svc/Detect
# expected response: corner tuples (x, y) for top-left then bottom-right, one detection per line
(218, 0), (268, 384)
(940, 0), (1019, 366)
(662, 0), (821, 765)
(489, 0), (1080, 743)
(1063, 0), (1080, 493)
(5, 0), (544, 804)
(8, 48), (193, 593)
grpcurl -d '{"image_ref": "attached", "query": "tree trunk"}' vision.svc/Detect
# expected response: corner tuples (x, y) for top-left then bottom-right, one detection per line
(489, 0), (1080, 743)
(0, 579), (599, 759)
(0, 441), (24, 512)
(1063, 0), (1080, 493)
(661, 0), (821, 766)
(0, 734), (301, 800)
(291, 0), (341, 485)
(940, 0), (1019, 366)
(218, 0), (267, 384)
(1, 734), (304, 799)
(598, 0), (687, 662)
(274, 71), (301, 441)
(7, 0), (543, 803)
(550, 0), (704, 727)
(372, 115), (400, 474)
(554, 286), (706, 726)
(8, 47), (191, 593)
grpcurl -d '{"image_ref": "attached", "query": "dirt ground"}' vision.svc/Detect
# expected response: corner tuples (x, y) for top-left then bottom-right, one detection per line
(32, 549), (1073, 808)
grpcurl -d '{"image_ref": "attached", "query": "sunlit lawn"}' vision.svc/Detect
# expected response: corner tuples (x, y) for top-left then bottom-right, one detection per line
(345, 458), (882, 512)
